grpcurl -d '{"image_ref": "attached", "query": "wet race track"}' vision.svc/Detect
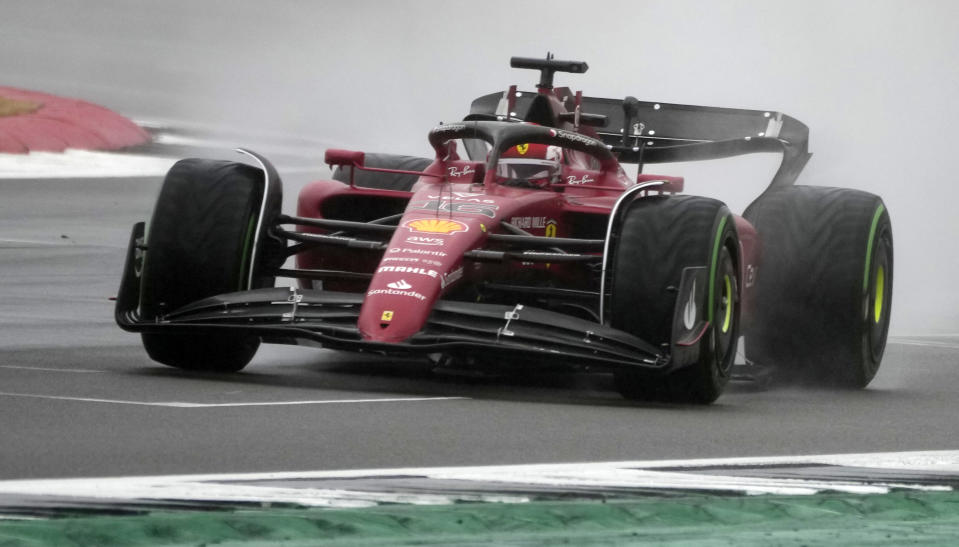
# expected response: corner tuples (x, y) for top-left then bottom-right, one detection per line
(1, 174), (957, 482)
(4, 4), (959, 543)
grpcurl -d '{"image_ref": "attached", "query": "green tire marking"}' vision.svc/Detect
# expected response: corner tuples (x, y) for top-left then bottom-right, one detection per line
(238, 213), (258, 290)
(874, 265), (885, 323)
(862, 203), (886, 293)
(721, 274), (733, 333)
(707, 215), (728, 324)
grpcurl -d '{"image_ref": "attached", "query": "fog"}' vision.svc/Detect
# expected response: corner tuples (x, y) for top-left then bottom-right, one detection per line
(2, 0), (957, 334)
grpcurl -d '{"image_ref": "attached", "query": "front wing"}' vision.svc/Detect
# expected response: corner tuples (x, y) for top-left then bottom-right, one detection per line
(116, 224), (672, 373)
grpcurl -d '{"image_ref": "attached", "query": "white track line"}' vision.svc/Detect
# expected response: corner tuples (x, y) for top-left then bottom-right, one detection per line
(0, 392), (466, 407)
(0, 238), (69, 247)
(892, 334), (959, 338)
(0, 450), (955, 504)
(0, 366), (103, 374)
(61, 449), (957, 483)
(889, 339), (959, 350)
(165, 396), (468, 408)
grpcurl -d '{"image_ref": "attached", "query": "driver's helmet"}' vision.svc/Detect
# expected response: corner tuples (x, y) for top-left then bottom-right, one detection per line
(496, 142), (563, 188)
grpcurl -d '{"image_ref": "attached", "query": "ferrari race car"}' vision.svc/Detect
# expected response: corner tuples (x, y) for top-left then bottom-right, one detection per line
(116, 55), (893, 403)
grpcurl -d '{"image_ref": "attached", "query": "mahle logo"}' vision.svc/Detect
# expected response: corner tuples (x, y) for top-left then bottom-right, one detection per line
(404, 218), (468, 234)
(378, 265), (438, 278)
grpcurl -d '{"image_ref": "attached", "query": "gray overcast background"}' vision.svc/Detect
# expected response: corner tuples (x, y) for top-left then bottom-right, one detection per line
(2, 0), (957, 334)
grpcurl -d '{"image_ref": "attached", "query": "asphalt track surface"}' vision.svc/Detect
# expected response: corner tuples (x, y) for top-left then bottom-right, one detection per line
(0, 172), (957, 483)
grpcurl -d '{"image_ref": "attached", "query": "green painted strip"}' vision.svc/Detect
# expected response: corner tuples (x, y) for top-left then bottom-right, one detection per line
(2, 490), (959, 546)
(722, 274), (733, 333)
(875, 265), (886, 322)
(708, 215), (728, 323)
(238, 213), (257, 290)
(862, 203), (886, 293)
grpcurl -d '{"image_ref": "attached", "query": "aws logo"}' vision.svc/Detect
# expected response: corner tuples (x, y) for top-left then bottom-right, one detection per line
(404, 218), (468, 234)
(406, 235), (445, 246)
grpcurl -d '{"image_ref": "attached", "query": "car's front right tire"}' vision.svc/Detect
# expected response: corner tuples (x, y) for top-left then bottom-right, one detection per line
(139, 159), (279, 372)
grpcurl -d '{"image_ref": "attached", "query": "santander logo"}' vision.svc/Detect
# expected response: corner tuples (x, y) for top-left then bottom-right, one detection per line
(388, 279), (412, 290)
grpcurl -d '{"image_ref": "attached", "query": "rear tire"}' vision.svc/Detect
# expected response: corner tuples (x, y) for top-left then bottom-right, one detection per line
(139, 159), (281, 372)
(744, 186), (892, 387)
(610, 195), (740, 404)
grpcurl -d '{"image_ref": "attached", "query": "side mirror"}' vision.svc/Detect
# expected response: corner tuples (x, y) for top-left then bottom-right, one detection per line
(325, 149), (365, 168)
(440, 140), (460, 161)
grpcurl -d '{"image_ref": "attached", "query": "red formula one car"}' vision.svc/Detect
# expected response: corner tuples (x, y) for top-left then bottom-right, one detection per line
(116, 55), (893, 403)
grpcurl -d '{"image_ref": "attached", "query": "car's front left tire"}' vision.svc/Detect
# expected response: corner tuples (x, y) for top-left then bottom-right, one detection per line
(609, 195), (740, 404)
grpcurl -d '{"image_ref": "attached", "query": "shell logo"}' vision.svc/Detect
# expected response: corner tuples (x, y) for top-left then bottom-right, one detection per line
(404, 218), (468, 234)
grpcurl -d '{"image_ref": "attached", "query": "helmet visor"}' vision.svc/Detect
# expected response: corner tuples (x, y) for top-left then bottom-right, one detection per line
(496, 158), (559, 182)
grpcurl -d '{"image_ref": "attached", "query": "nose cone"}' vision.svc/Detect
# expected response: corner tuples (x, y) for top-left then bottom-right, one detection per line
(359, 269), (442, 343)
(358, 215), (483, 343)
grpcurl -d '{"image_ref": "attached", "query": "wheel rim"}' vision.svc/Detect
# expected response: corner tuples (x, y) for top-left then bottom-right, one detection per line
(721, 274), (733, 334)
(867, 229), (892, 363)
(714, 246), (738, 375)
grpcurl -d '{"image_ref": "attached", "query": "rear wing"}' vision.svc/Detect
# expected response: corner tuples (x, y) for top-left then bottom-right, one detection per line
(467, 91), (811, 189)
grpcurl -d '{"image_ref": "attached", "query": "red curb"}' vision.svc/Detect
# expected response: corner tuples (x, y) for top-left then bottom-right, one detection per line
(0, 86), (149, 154)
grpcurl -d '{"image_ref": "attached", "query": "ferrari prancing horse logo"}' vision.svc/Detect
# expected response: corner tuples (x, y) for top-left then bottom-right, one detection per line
(381, 310), (394, 322)
(516, 143), (529, 155)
